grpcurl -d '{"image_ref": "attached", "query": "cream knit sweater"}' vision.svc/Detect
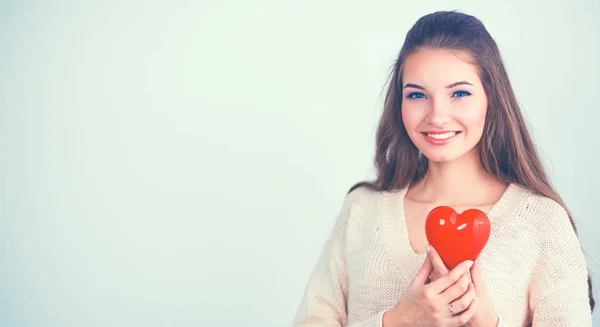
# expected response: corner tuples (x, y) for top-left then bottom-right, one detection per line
(292, 183), (592, 326)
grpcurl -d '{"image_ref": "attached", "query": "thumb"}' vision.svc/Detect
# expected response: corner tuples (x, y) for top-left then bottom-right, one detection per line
(470, 256), (487, 292)
(411, 252), (433, 287)
(428, 245), (449, 277)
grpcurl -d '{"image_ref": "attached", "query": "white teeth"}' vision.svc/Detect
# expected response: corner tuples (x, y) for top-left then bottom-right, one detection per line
(426, 132), (457, 139)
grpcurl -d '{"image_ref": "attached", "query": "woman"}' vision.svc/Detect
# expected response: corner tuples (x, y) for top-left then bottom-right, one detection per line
(292, 10), (595, 327)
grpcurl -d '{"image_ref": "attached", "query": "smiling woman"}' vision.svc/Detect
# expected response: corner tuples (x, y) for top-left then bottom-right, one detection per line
(401, 49), (488, 163)
(292, 10), (594, 327)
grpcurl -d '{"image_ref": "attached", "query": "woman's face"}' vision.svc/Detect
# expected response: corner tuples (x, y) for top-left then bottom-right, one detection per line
(401, 49), (488, 163)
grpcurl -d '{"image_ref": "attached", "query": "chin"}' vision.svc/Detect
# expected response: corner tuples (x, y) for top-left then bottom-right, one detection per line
(421, 152), (461, 163)
(419, 145), (479, 164)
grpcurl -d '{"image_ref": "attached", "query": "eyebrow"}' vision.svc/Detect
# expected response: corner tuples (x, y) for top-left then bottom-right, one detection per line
(403, 81), (474, 90)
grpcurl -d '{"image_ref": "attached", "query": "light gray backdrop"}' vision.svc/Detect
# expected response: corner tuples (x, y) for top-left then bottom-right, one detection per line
(1, 1), (598, 326)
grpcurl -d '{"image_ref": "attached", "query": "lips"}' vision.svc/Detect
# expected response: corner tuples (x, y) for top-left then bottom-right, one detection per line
(422, 131), (462, 145)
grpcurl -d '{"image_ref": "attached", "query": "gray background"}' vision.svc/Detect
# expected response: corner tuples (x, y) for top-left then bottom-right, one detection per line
(1, 1), (598, 326)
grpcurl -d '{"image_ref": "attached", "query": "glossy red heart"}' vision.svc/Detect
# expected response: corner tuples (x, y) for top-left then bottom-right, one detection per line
(425, 206), (490, 270)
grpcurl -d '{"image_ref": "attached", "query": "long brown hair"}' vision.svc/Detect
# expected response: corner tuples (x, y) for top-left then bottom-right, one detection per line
(349, 10), (595, 311)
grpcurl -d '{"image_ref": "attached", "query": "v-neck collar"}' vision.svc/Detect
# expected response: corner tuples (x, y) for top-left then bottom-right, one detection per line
(378, 182), (529, 271)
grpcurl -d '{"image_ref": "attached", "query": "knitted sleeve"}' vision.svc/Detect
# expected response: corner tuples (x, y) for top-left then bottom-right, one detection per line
(529, 198), (592, 326)
(292, 189), (386, 327)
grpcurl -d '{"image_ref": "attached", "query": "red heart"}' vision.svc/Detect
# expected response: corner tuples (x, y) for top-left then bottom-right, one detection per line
(425, 206), (491, 270)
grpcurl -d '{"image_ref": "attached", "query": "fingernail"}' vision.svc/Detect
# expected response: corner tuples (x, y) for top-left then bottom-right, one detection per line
(426, 244), (430, 253)
(466, 260), (473, 268)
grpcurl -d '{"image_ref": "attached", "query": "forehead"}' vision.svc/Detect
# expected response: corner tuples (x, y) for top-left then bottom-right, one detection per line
(402, 49), (481, 87)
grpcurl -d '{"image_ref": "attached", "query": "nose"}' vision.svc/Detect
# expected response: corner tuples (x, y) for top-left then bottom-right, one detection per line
(426, 99), (452, 127)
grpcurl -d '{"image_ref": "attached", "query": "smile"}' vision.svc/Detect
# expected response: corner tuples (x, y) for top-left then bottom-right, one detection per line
(422, 131), (462, 144)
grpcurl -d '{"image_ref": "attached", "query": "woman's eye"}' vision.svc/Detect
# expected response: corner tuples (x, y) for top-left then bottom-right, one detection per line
(452, 90), (472, 98)
(406, 92), (426, 99)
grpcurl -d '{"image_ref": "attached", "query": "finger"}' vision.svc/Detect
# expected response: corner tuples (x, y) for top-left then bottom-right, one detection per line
(470, 256), (488, 294)
(411, 252), (434, 287)
(448, 282), (476, 314)
(428, 270), (439, 283)
(449, 297), (477, 326)
(440, 271), (470, 304)
(427, 259), (473, 295)
(427, 245), (449, 277)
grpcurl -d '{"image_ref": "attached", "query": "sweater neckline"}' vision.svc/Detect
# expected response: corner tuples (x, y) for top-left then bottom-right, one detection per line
(379, 182), (528, 271)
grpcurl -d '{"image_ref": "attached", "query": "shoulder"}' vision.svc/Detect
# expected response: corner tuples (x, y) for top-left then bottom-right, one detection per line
(501, 183), (582, 249)
(336, 184), (390, 231)
(343, 183), (408, 214)
(516, 190), (590, 306)
(512, 186), (585, 263)
(502, 183), (570, 228)
(343, 184), (384, 210)
(518, 187), (573, 232)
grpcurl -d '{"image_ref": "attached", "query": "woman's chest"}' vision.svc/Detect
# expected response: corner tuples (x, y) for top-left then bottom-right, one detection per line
(344, 213), (535, 325)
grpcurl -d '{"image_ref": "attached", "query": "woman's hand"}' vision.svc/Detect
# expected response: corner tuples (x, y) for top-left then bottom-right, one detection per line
(427, 245), (499, 327)
(382, 249), (477, 327)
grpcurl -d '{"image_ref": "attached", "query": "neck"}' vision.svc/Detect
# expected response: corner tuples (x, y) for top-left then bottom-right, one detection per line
(412, 150), (501, 205)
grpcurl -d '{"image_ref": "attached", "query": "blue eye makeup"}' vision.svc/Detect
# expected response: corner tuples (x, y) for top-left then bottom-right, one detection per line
(405, 90), (472, 99)
(452, 90), (472, 97)
(406, 92), (426, 99)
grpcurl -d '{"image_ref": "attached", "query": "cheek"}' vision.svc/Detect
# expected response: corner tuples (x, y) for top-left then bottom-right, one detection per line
(401, 104), (425, 130)
(461, 104), (487, 134)
(472, 111), (487, 128)
(475, 102), (488, 128)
